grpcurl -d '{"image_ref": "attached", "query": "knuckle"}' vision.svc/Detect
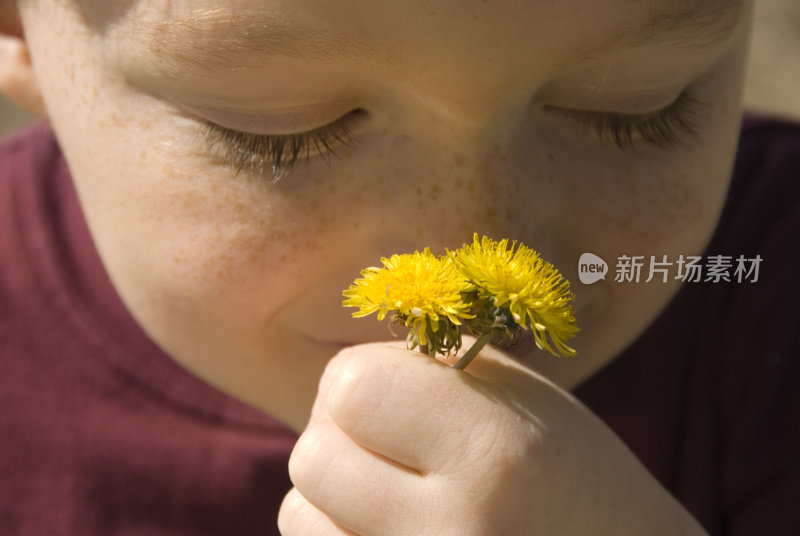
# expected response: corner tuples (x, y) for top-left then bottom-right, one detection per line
(287, 425), (328, 490)
(326, 351), (398, 427)
(323, 346), (356, 380)
(317, 347), (357, 396)
(276, 488), (306, 535)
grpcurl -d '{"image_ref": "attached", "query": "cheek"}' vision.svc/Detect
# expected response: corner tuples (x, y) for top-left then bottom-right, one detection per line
(547, 104), (741, 370)
(556, 30), (747, 264)
(562, 151), (727, 258)
(63, 111), (357, 342)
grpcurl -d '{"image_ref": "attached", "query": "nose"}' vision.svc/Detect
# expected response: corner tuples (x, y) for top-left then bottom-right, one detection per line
(358, 117), (560, 261)
(299, 114), (571, 346)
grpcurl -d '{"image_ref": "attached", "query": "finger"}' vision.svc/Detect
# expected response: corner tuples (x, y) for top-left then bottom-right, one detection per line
(288, 413), (429, 536)
(278, 488), (358, 536)
(322, 343), (516, 474)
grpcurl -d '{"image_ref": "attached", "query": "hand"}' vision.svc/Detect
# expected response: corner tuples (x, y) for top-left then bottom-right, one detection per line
(278, 342), (707, 535)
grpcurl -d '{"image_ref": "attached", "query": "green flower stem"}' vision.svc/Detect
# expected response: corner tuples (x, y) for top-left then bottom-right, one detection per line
(452, 332), (493, 370)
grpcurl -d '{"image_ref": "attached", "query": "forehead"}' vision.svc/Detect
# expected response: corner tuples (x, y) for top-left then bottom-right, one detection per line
(78, 0), (746, 48)
(73, 0), (748, 108)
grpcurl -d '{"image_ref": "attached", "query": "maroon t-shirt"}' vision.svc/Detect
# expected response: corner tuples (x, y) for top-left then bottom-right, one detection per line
(0, 123), (297, 534)
(576, 116), (800, 535)
(1, 117), (798, 534)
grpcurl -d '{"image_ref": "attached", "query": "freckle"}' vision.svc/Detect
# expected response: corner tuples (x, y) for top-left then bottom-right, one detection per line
(416, 186), (423, 196)
(325, 180), (340, 194)
(304, 239), (323, 251)
(452, 153), (465, 167)
(547, 152), (555, 162)
(306, 198), (320, 211)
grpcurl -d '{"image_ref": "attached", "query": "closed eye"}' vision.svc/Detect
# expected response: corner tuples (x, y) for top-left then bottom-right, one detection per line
(201, 109), (364, 182)
(549, 91), (702, 149)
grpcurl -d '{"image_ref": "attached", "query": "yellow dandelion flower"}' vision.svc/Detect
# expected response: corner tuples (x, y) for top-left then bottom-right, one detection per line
(453, 234), (579, 357)
(343, 249), (474, 355)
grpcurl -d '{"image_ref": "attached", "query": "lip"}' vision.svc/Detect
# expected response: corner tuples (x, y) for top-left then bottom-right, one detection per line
(305, 317), (412, 349)
(309, 297), (594, 350)
(307, 333), (394, 350)
(317, 340), (360, 349)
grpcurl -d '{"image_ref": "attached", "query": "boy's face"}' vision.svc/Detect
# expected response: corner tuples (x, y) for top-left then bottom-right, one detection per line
(18, 0), (749, 426)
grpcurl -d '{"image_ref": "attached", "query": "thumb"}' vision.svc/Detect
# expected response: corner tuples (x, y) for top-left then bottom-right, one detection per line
(306, 341), (412, 427)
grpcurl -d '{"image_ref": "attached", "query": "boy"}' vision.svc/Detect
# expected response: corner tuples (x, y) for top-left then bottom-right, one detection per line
(1, 0), (798, 533)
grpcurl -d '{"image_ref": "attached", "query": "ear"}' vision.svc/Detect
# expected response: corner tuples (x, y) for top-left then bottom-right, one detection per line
(0, 3), (48, 118)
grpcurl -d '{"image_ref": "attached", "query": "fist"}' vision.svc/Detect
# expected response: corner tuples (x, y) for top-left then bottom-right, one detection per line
(278, 343), (706, 535)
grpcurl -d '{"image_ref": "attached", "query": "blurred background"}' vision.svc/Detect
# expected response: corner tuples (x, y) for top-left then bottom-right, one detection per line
(1, 1), (799, 138)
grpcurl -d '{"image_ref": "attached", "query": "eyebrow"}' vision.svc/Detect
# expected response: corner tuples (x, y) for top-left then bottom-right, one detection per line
(141, 9), (386, 72)
(574, 0), (748, 61)
(140, 1), (746, 73)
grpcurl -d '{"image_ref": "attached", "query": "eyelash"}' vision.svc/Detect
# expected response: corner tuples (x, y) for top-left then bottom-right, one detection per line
(554, 91), (702, 149)
(201, 92), (700, 181)
(201, 111), (360, 181)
